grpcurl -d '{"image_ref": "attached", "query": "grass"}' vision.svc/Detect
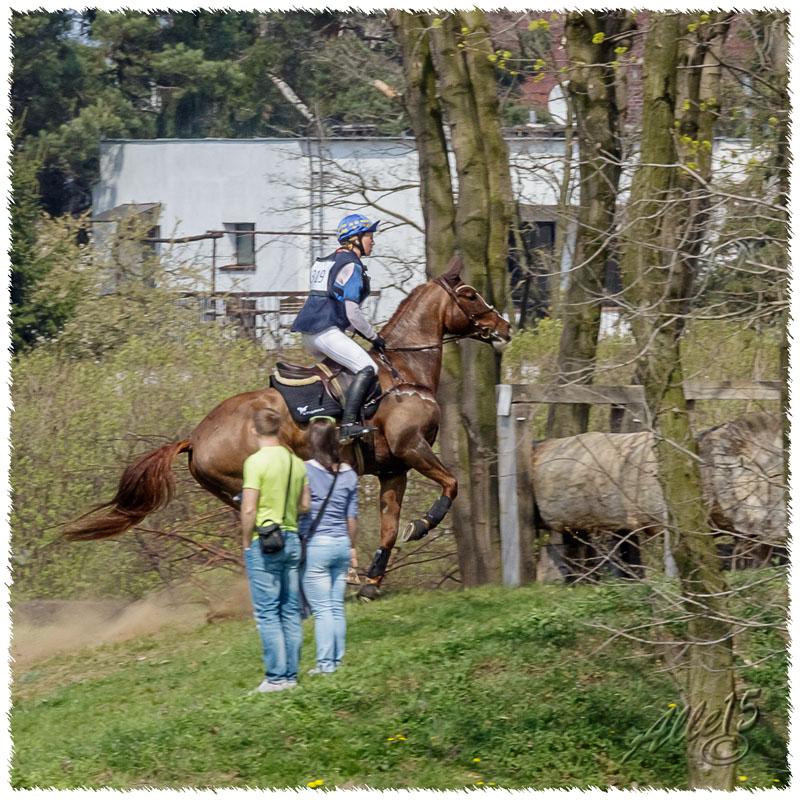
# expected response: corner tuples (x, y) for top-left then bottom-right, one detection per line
(10, 581), (789, 790)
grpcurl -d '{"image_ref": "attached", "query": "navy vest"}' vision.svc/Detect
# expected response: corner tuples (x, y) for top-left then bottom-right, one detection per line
(291, 250), (370, 335)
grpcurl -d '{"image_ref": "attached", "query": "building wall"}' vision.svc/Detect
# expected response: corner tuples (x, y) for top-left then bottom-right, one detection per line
(94, 135), (758, 344)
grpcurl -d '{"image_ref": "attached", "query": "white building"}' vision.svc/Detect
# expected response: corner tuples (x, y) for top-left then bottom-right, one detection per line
(92, 135), (752, 345)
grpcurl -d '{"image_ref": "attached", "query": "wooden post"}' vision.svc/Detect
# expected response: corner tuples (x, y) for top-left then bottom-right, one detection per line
(496, 384), (521, 586)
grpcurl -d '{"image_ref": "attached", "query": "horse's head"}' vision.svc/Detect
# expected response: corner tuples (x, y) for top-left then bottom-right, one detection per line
(438, 256), (512, 350)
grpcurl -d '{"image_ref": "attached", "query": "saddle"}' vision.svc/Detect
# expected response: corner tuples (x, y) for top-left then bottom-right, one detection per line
(270, 357), (382, 424)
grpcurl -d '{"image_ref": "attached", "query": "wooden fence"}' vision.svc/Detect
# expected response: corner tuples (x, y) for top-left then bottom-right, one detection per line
(496, 381), (782, 586)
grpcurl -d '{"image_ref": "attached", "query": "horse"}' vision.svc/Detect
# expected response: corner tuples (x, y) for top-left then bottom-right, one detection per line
(65, 256), (512, 599)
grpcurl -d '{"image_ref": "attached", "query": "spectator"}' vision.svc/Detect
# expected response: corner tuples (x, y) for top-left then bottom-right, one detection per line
(240, 408), (310, 694)
(301, 416), (359, 674)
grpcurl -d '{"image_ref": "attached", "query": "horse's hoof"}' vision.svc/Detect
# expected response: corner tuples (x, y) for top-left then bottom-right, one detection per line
(400, 518), (429, 543)
(357, 582), (380, 601)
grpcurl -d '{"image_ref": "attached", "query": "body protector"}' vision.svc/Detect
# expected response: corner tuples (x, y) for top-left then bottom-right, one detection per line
(291, 249), (372, 336)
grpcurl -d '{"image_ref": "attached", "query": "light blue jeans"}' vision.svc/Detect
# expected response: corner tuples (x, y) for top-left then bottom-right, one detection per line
(244, 531), (302, 682)
(302, 536), (351, 672)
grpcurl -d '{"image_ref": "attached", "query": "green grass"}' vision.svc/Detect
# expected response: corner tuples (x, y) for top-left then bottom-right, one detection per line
(11, 582), (789, 790)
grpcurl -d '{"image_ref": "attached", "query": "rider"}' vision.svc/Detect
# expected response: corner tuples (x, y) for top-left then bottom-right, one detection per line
(291, 213), (386, 443)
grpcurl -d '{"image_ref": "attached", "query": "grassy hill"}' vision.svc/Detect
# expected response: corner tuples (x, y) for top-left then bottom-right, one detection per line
(10, 580), (788, 790)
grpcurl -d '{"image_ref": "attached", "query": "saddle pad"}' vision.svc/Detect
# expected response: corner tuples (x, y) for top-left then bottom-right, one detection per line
(270, 375), (343, 423)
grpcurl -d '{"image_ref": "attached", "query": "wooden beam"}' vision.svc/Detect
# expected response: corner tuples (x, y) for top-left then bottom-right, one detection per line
(511, 384), (646, 406)
(509, 381), (780, 405)
(683, 380), (781, 400)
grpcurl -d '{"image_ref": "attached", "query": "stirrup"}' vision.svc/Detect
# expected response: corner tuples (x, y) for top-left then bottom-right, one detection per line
(339, 422), (377, 443)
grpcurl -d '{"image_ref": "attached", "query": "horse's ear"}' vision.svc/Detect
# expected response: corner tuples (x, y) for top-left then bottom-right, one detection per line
(441, 254), (463, 285)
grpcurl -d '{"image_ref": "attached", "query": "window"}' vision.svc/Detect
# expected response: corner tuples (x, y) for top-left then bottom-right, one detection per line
(224, 222), (255, 268)
(508, 220), (556, 320)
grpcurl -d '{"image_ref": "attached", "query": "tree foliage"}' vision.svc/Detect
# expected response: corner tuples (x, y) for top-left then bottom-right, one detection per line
(10, 10), (406, 348)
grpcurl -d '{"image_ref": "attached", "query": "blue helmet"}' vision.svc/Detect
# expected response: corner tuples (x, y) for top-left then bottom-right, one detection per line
(336, 214), (379, 244)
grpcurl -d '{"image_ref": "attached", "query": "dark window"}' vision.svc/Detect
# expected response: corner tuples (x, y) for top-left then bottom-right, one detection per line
(508, 220), (556, 320)
(225, 223), (255, 267)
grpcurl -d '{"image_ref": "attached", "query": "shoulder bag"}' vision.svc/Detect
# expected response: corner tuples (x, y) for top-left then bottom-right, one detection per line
(256, 452), (294, 555)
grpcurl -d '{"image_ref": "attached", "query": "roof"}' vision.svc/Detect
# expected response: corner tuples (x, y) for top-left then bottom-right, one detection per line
(91, 202), (160, 223)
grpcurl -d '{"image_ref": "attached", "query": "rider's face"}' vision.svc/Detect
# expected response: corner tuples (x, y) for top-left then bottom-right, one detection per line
(360, 232), (374, 257)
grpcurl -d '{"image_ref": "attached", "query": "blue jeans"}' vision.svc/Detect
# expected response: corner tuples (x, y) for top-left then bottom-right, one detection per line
(244, 531), (302, 682)
(302, 536), (350, 672)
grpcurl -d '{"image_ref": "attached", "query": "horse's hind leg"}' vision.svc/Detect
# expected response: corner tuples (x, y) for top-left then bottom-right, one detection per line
(188, 458), (240, 510)
(358, 472), (407, 601)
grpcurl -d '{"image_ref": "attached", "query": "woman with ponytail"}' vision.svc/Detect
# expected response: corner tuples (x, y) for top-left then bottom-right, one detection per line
(301, 416), (360, 674)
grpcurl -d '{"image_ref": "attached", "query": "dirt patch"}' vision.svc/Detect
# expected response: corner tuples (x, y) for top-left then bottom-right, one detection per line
(10, 578), (253, 672)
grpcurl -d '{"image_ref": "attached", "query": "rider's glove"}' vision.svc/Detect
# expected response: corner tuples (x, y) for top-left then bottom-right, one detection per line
(372, 334), (387, 354)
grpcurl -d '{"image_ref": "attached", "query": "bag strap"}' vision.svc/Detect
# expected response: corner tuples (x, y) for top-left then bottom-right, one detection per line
(279, 451), (294, 527)
(305, 463), (341, 546)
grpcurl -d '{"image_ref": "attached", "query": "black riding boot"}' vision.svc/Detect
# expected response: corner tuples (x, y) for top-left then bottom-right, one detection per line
(339, 367), (378, 443)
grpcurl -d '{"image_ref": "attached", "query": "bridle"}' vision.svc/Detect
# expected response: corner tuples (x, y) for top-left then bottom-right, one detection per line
(385, 276), (505, 352)
(370, 276), (508, 401)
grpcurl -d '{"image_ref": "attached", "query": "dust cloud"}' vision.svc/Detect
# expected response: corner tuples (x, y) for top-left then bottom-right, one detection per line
(10, 578), (253, 672)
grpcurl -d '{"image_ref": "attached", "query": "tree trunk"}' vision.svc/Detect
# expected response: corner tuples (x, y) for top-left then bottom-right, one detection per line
(547, 12), (631, 438)
(391, 10), (512, 585)
(618, 13), (735, 789)
(427, 11), (513, 584)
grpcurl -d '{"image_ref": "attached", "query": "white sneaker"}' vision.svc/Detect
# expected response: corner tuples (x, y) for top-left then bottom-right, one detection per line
(249, 679), (290, 695)
(281, 679), (298, 688)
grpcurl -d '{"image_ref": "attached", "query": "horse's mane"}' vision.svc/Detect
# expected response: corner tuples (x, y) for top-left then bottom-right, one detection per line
(382, 255), (462, 335)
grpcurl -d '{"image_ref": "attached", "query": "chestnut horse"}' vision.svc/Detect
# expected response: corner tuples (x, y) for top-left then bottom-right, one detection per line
(65, 257), (512, 598)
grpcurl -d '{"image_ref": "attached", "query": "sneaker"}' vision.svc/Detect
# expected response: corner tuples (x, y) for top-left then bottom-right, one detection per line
(307, 667), (335, 676)
(249, 679), (290, 695)
(281, 679), (298, 688)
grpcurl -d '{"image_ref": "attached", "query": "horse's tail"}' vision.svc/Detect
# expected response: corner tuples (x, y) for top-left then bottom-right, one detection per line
(64, 439), (192, 541)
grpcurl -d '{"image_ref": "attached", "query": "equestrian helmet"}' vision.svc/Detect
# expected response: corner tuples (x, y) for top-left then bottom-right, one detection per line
(336, 214), (379, 244)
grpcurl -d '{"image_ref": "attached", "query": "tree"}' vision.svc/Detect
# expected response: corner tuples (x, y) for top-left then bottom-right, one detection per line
(618, 12), (736, 789)
(546, 11), (632, 438)
(391, 11), (513, 585)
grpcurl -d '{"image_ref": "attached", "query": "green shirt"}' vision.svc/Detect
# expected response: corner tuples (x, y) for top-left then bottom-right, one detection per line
(242, 446), (308, 537)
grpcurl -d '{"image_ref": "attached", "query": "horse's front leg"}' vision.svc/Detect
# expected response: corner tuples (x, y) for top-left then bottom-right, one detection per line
(358, 472), (407, 601)
(394, 435), (458, 543)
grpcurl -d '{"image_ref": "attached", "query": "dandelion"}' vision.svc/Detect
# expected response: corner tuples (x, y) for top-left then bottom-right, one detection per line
(307, 780), (324, 788)
(668, 703), (677, 707)
(489, 783), (496, 786)
(387, 737), (395, 741)
(473, 757), (481, 763)
(477, 782), (485, 786)
(397, 736), (407, 741)
(739, 776), (747, 781)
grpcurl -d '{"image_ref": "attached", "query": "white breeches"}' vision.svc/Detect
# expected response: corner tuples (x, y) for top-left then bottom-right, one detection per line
(303, 327), (378, 375)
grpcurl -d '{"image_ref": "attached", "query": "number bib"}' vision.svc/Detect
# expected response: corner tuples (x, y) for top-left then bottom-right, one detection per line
(308, 258), (335, 296)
